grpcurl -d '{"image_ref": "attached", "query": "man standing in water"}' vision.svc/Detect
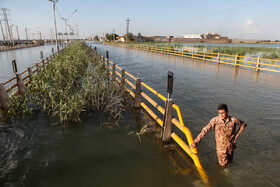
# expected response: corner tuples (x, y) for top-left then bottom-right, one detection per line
(190, 104), (247, 168)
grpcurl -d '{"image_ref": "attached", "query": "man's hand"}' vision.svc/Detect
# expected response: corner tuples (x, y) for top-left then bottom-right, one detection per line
(190, 142), (197, 149)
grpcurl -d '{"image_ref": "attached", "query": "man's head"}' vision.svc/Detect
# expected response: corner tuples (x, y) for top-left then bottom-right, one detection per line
(218, 103), (228, 120)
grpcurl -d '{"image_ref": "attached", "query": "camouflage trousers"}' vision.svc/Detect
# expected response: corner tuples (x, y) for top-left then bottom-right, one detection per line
(217, 147), (234, 168)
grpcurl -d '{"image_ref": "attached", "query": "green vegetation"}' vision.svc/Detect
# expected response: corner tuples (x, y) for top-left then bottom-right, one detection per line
(94, 35), (100, 41)
(106, 33), (119, 41)
(8, 42), (125, 124)
(124, 32), (135, 42)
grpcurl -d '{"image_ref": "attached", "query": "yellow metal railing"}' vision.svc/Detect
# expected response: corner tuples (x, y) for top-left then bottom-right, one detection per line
(99, 52), (209, 184)
(107, 43), (280, 73)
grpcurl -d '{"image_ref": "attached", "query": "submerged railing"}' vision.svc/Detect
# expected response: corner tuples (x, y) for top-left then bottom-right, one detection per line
(93, 47), (209, 184)
(107, 43), (280, 73)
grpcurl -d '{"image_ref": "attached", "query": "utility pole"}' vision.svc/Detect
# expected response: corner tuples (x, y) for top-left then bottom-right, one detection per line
(126, 18), (130, 43)
(49, 0), (59, 51)
(0, 20), (6, 44)
(50, 28), (53, 43)
(113, 29), (115, 42)
(16, 26), (20, 43)
(25, 27), (29, 41)
(10, 25), (15, 46)
(1, 8), (13, 45)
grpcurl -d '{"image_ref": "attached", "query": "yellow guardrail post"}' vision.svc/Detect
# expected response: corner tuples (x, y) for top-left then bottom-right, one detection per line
(203, 50), (206, 62)
(234, 54), (239, 67)
(0, 83), (9, 111)
(112, 63), (116, 81)
(192, 50), (194, 59)
(217, 52), (220, 64)
(28, 67), (33, 81)
(134, 78), (141, 108)
(121, 69), (125, 88)
(256, 57), (260, 72)
(16, 73), (26, 94)
(106, 50), (109, 61)
(40, 51), (43, 59)
(161, 98), (173, 142)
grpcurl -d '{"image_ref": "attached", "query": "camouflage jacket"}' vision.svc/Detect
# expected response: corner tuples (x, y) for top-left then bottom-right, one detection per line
(193, 116), (247, 152)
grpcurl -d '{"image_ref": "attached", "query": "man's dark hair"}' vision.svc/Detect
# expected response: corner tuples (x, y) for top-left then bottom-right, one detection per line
(218, 103), (228, 112)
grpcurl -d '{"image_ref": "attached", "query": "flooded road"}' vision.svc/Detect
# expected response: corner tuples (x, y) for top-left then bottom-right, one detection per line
(0, 43), (203, 187)
(0, 42), (279, 186)
(92, 43), (280, 186)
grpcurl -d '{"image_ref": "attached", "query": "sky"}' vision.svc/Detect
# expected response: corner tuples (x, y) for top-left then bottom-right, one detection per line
(1, 0), (280, 40)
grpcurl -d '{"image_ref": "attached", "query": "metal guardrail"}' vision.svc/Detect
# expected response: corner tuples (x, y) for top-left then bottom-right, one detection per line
(95, 49), (209, 184)
(107, 43), (280, 73)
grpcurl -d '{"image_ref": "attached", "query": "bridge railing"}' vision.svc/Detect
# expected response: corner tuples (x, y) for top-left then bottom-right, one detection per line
(95, 49), (209, 184)
(108, 43), (280, 73)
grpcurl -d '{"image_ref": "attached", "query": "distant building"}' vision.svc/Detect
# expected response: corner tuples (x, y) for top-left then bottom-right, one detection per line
(142, 35), (173, 42)
(116, 36), (125, 42)
(201, 32), (220, 39)
(183, 34), (202, 39)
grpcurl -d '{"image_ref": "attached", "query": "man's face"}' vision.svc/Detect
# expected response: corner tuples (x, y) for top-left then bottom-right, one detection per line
(218, 109), (228, 120)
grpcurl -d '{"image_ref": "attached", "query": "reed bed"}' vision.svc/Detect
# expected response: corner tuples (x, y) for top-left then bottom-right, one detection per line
(8, 42), (125, 124)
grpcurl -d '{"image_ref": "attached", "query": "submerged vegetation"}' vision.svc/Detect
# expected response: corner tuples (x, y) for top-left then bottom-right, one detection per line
(8, 42), (125, 124)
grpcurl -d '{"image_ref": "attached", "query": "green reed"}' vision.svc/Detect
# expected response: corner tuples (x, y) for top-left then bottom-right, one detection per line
(8, 42), (125, 124)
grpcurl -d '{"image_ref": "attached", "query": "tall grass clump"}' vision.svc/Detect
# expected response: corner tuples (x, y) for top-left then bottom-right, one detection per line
(8, 42), (125, 124)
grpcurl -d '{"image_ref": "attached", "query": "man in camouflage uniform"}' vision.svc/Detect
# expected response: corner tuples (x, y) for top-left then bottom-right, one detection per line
(190, 104), (247, 168)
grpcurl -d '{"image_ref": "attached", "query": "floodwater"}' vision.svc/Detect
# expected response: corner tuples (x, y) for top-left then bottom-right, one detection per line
(0, 44), (57, 83)
(0, 42), (280, 186)
(91, 43), (280, 186)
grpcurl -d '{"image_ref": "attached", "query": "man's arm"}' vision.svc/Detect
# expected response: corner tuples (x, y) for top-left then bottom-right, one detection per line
(233, 118), (247, 143)
(190, 120), (214, 149)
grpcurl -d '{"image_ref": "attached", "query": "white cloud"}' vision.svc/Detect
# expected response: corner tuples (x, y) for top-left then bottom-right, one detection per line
(243, 18), (258, 33)
(244, 19), (252, 26)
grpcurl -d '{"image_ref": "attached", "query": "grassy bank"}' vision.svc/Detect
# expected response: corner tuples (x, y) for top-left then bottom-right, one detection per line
(8, 42), (125, 124)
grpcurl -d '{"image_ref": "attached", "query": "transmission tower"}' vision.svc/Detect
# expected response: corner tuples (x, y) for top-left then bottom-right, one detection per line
(1, 8), (13, 45)
(0, 20), (5, 43)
